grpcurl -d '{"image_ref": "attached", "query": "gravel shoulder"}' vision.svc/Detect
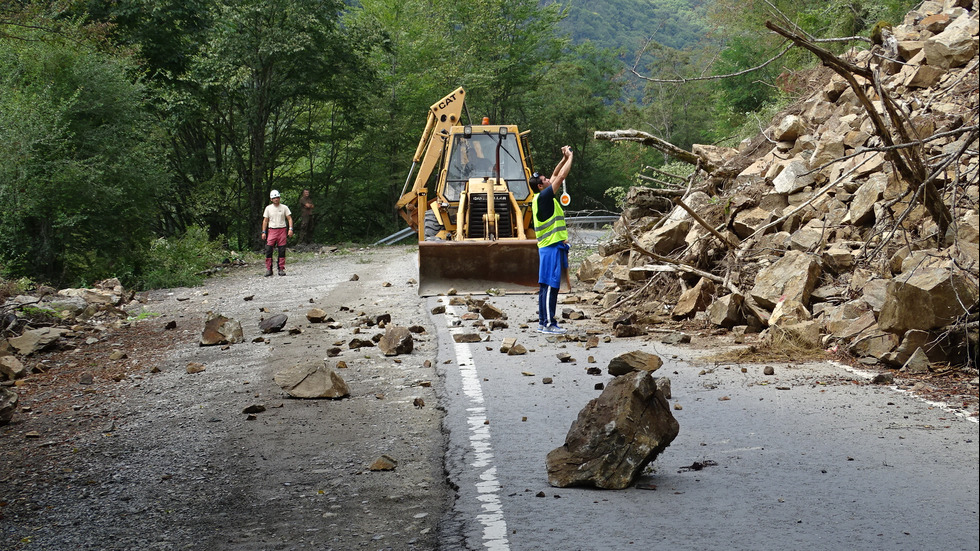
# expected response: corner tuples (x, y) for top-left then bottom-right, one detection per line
(1, 245), (446, 550)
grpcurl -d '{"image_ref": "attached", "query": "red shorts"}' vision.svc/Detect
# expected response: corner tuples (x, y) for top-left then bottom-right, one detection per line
(266, 227), (288, 246)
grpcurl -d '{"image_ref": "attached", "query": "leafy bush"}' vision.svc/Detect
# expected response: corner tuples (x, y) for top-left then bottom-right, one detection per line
(137, 227), (225, 290)
(0, 24), (170, 288)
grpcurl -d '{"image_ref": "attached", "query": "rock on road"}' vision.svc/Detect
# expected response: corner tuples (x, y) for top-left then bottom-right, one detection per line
(1, 244), (977, 551)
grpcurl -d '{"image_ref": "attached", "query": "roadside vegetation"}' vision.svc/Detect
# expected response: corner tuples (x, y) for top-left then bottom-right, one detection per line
(0, 0), (919, 290)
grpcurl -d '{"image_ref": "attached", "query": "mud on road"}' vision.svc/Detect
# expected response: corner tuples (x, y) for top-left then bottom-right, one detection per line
(1, 246), (447, 550)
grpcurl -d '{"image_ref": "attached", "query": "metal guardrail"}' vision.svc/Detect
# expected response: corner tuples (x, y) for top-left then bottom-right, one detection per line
(374, 227), (416, 246)
(373, 214), (618, 246)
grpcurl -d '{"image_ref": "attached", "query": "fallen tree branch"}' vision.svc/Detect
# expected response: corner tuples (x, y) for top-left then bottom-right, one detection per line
(596, 278), (657, 317)
(673, 197), (738, 250)
(636, 174), (686, 190)
(621, 213), (739, 293)
(631, 43), (795, 84)
(595, 129), (719, 173)
(765, 20), (953, 241)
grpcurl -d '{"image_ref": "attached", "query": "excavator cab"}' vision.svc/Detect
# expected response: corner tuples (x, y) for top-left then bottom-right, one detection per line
(396, 88), (541, 296)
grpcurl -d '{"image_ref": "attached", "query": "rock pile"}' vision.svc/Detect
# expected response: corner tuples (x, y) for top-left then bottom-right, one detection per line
(586, 1), (979, 371)
(1, 278), (144, 370)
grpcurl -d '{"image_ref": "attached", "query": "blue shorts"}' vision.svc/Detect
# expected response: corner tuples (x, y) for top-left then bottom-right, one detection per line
(538, 242), (568, 289)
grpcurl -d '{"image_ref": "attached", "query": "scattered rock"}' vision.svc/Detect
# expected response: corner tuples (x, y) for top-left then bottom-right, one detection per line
(378, 326), (414, 356)
(186, 362), (206, 374)
(614, 325), (645, 338)
(274, 362), (350, 399)
(607, 351), (663, 376)
(0, 387), (18, 425)
(259, 313), (288, 334)
(348, 338), (375, 350)
(201, 312), (244, 346)
(369, 455), (397, 471)
(480, 303), (505, 320)
(0, 355), (27, 380)
(306, 308), (328, 323)
(507, 344), (528, 356)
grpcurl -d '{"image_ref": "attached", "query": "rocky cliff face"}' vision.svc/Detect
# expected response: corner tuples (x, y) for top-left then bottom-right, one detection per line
(585, 0), (979, 371)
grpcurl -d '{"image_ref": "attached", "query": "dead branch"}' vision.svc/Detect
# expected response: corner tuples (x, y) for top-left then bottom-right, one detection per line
(673, 197), (738, 250)
(636, 174), (686, 189)
(643, 166), (689, 185)
(630, 184), (687, 197)
(597, 278), (657, 317)
(765, 20), (954, 242)
(595, 129), (719, 173)
(621, 213), (739, 293)
(631, 44), (795, 84)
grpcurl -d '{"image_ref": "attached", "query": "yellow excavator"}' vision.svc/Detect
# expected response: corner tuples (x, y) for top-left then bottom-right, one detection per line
(396, 87), (540, 296)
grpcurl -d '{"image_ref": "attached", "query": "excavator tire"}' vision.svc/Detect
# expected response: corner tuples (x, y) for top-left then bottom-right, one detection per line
(423, 210), (445, 241)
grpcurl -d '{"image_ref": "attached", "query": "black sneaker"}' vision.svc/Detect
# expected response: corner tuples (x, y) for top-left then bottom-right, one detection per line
(278, 269), (286, 276)
(265, 269), (273, 277)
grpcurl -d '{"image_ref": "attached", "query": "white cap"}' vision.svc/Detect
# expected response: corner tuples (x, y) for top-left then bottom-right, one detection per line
(270, 189), (280, 199)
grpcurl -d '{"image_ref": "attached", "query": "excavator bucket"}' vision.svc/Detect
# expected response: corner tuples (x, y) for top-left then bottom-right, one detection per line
(417, 240), (540, 296)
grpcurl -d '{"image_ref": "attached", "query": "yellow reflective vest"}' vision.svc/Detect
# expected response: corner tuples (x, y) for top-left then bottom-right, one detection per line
(532, 193), (568, 248)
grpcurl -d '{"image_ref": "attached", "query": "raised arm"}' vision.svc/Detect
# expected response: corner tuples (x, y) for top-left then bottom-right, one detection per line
(549, 146), (573, 193)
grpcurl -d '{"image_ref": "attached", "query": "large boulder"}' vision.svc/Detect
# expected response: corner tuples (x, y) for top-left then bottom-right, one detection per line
(923, 14), (979, 69)
(772, 115), (806, 141)
(749, 251), (822, 310)
(772, 160), (816, 195)
(274, 362), (350, 399)
(878, 267), (978, 334)
(731, 207), (774, 240)
(846, 175), (887, 225)
(692, 144), (738, 167)
(546, 371), (678, 489)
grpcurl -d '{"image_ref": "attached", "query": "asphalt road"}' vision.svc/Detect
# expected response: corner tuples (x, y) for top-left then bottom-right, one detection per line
(430, 293), (979, 551)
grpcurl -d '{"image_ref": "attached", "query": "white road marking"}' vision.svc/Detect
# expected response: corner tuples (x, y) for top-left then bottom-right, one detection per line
(832, 361), (978, 423)
(447, 304), (511, 550)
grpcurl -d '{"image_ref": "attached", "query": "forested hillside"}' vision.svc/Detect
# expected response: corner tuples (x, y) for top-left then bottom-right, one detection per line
(556, 0), (708, 52)
(1, 0), (924, 289)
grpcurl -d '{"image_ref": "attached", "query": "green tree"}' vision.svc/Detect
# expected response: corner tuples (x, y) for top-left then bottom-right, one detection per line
(180, 0), (379, 247)
(525, 41), (631, 211)
(0, 20), (170, 287)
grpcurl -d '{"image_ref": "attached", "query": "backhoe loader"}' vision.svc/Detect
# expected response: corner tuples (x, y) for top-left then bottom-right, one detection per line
(396, 87), (540, 296)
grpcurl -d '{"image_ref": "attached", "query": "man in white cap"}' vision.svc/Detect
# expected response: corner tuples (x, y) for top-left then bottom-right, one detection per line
(261, 189), (294, 276)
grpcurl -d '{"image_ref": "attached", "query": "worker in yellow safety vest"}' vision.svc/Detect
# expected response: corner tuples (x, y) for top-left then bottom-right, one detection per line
(530, 145), (573, 334)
